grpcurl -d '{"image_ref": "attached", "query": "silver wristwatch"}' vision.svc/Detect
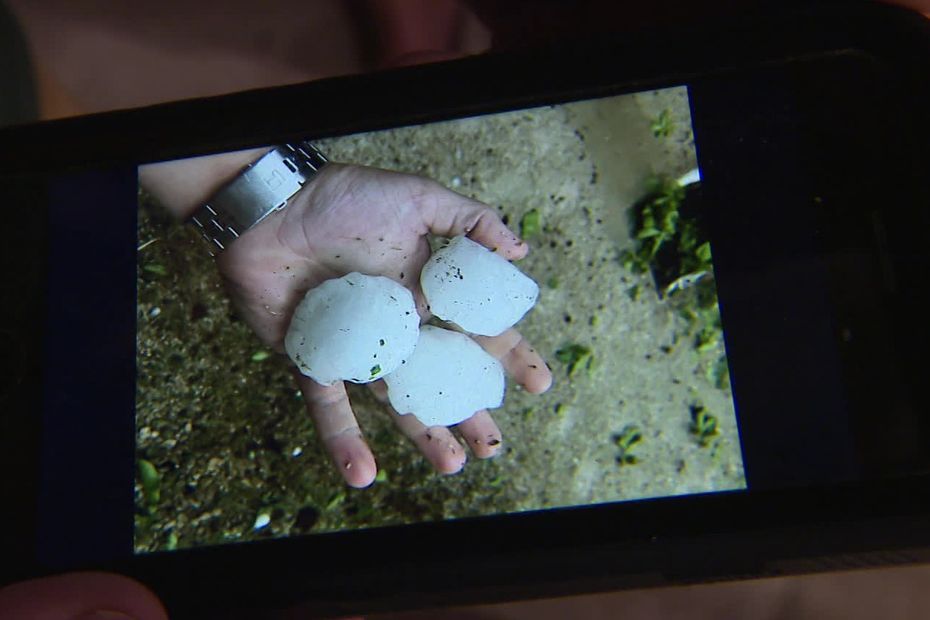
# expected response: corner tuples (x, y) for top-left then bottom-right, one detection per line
(189, 141), (328, 255)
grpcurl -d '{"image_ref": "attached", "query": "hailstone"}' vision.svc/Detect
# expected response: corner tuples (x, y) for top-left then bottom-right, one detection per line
(384, 325), (505, 427)
(285, 272), (419, 386)
(420, 235), (539, 337)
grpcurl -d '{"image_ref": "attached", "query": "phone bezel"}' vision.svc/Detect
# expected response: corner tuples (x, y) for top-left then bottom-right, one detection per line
(1, 3), (929, 617)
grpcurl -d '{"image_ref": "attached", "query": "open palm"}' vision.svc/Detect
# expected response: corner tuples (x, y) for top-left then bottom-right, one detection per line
(215, 164), (552, 487)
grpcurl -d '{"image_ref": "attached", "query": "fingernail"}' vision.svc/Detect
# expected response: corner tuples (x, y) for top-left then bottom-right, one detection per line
(74, 611), (136, 620)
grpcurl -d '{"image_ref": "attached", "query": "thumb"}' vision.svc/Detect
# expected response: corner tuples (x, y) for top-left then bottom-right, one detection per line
(415, 179), (528, 260)
(0, 572), (168, 620)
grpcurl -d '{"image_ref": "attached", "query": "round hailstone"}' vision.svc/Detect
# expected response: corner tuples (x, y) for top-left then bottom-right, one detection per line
(420, 235), (539, 337)
(385, 325), (505, 427)
(285, 272), (420, 386)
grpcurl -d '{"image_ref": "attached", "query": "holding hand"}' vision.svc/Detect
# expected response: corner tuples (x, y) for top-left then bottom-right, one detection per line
(151, 161), (552, 487)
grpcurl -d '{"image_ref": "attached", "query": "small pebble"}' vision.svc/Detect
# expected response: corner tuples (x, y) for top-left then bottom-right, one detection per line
(149, 307), (161, 318)
(291, 446), (303, 457)
(253, 512), (271, 530)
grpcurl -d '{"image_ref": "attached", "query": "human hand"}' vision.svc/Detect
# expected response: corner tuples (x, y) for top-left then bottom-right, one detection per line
(0, 572), (168, 620)
(214, 163), (552, 487)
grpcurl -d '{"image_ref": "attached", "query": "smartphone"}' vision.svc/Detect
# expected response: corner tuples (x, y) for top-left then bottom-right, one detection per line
(1, 3), (929, 618)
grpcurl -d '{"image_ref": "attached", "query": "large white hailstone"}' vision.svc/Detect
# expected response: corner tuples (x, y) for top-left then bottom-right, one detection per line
(385, 325), (505, 427)
(421, 236), (539, 337)
(285, 272), (420, 386)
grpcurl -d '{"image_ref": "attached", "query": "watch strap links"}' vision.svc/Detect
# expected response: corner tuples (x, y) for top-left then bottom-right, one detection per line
(189, 141), (327, 256)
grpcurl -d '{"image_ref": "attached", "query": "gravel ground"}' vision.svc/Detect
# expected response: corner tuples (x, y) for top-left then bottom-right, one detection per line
(134, 86), (745, 553)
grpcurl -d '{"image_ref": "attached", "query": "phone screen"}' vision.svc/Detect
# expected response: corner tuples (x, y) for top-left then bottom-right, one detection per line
(132, 85), (747, 553)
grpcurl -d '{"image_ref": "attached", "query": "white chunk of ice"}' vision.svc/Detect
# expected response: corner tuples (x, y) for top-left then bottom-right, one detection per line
(420, 236), (538, 337)
(285, 272), (420, 386)
(385, 325), (505, 427)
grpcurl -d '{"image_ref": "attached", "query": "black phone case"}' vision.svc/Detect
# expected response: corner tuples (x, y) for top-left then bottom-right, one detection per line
(1, 3), (928, 618)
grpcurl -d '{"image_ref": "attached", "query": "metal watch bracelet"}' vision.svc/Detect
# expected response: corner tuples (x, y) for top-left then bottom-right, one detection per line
(189, 142), (328, 256)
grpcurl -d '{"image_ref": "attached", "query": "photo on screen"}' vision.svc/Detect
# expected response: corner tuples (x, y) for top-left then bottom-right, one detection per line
(134, 85), (746, 553)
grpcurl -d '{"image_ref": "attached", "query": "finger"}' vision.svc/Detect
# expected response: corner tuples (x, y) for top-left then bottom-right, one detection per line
(410, 281), (432, 321)
(392, 411), (468, 474)
(294, 371), (378, 488)
(0, 571), (168, 620)
(368, 379), (390, 403)
(415, 180), (528, 260)
(370, 1), (468, 69)
(382, 49), (466, 69)
(369, 380), (498, 462)
(368, 382), (467, 473)
(474, 328), (553, 394)
(456, 410), (503, 459)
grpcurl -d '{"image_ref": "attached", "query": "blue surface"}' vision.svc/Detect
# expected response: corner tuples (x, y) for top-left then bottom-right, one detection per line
(37, 168), (137, 568)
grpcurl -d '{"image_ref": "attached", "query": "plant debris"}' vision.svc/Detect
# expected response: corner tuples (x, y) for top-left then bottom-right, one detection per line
(520, 208), (541, 238)
(651, 109), (675, 138)
(251, 350), (272, 362)
(138, 459), (160, 512)
(689, 403), (719, 447)
(613, 425), (643, 465)
(143, 263), (168, 276)
(555, 344), (594, 377)
(620, 175), (726, 369)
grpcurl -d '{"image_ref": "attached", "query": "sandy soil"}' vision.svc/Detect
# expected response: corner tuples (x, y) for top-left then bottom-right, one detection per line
(134, 86), (744, 553)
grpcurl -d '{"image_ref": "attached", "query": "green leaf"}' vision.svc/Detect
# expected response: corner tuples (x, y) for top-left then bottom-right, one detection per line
(326, 492), (346, 510)
(651, 109), (675, 138)
(636, 227), (661, 240)
(694, 325), (718, 352)
(614, 425), (643, 466)
(614, 425), (643, 450)
(689, 404), (719, 447)
(695, 241), (712, 263)
(138, 459), (158, 486)
(555, 344), (593, 377)
(520, 208), (541, 238)
(251, 350), (271, 362)
(661, 209), (679, 234)
(143, 263), (167, 276)
(374, 469), (388, 483)
(138, 459), (160, 506)
(712, 356), (731, 391)
(619, 250), (638, 272)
